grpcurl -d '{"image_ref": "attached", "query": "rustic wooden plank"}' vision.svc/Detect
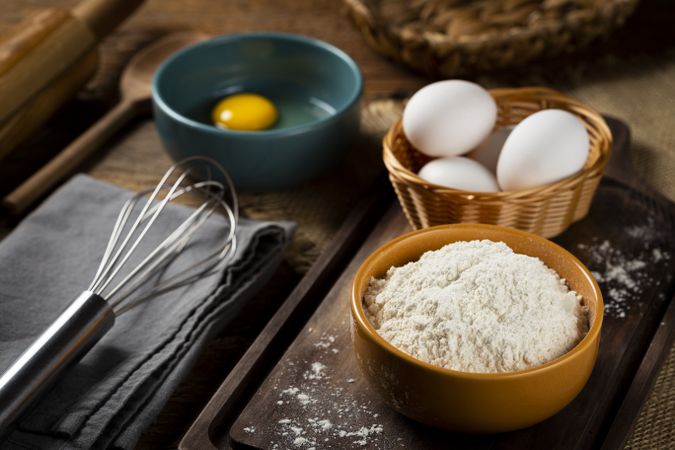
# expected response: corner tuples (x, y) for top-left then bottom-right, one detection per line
(180, 174), (393, 450)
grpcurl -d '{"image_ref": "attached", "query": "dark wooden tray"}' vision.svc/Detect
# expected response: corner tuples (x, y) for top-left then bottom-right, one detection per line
(181, 117), (675, 450)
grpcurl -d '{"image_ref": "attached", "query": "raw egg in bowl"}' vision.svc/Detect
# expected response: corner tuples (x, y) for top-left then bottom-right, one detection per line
(152, 32), (363, 190)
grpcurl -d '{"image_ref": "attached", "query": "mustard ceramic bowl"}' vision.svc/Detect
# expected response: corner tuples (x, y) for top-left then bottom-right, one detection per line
(351, 224), (603, 433)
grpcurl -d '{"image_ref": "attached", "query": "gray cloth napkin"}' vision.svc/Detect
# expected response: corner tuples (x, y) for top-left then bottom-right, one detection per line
(0, 175), (294, 449)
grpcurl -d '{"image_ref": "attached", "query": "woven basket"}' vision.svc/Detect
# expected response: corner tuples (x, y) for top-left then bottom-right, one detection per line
(384, 87), (612, 238)
(344, 0), (639, 76)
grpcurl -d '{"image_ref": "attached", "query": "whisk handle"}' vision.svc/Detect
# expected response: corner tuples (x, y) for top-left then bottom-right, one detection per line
(0, 291), (114, 438)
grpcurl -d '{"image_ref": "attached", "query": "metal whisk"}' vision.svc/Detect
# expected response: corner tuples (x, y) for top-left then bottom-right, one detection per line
(0, 156), (238, 436)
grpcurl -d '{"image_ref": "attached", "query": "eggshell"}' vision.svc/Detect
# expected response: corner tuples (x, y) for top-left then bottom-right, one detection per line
(418, 157), (500, 192)
(403, 80), (497, 157)
(497, 109), (590, 191)
(466, 126), (513, 173)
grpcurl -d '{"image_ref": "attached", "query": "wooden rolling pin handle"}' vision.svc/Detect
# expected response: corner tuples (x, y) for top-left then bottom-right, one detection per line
(0, 0), (144, 159)
(72, 0), (145, 40)
(3, 97), (149, 214)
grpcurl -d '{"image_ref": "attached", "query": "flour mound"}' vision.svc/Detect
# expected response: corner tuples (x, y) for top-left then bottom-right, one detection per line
(364, 240), (588, 373)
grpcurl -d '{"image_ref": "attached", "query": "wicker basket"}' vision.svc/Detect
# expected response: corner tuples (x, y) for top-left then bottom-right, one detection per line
(344, 0), (638, 77)
(384, 87), (612, 238)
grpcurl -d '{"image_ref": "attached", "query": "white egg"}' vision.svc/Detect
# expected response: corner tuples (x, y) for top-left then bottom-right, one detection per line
(403, 80), (497, 157)
(418, 157), (499, 192)
(497, 109), (590, 191)
(466, 126), (513, 173)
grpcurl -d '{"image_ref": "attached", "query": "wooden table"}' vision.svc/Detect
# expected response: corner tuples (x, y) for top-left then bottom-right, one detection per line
(0, 2), (425, 448)
(0, 0), (424, 201)
(1, 1), (674, 449)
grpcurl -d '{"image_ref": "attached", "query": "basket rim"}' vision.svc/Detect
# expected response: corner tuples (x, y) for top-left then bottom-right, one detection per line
(383, 86), (613, 200)
(344, 0), (639, 48)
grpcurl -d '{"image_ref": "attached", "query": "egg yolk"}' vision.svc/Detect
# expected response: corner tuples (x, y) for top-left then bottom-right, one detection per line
(211, 93), (278, 131)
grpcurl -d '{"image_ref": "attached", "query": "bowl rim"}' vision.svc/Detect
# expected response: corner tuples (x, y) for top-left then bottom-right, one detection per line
(351, 223), (604, 380)
(151, 31), (363, 138)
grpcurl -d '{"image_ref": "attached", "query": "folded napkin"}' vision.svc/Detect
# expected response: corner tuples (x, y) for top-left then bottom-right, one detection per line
(0, 175), (294, 449)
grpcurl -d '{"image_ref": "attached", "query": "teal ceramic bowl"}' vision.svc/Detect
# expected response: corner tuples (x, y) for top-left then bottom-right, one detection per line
(152, 32), (363, 190)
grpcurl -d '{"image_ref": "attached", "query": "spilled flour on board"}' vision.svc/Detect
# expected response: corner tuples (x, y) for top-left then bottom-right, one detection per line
(575, 233), (670, 319)
(304, 362), (327, 381)
(237, 208), (674, 447)
(242, 329), (388, 449)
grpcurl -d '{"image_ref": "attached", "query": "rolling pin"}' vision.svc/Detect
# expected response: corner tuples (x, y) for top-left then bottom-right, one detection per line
(0, 0), (145, 160)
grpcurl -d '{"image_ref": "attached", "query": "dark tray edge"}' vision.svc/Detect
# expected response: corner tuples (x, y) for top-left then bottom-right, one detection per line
(590, 117), (675, 448)
(179, 175), (393, 450)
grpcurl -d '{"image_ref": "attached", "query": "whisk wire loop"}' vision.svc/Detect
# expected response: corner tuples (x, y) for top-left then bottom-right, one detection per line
(90, 168), (190, 295)
(87, 156), (239, 313)
(105, 195), (212, 303)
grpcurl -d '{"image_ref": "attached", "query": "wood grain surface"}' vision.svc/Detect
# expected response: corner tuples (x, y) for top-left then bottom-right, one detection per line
(1, 1), (674, 449)
(0, 2), (421, 447)
(182, 174), (393, 450)
(0, 0), (425, 227)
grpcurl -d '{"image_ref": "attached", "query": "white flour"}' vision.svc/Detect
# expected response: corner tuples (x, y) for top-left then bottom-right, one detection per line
(575, 238), (667, 319)
(262, 325), (388, 449)
(364, 240), (588, 373)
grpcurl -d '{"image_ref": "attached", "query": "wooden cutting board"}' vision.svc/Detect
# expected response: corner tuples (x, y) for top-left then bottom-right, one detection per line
(224, 117), (675, 450)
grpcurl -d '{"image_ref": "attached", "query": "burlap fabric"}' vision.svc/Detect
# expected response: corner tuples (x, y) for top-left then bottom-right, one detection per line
(625, 344), (675, 449)
(567, 60), (675, 204)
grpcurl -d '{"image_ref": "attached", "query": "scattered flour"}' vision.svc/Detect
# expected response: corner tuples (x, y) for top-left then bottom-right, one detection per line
(314, 334), (336, 349)
(364, 240), (587, 373)
(308, 418), (333, 431)
(624, 215), (657, 239)
(280, 387), (315, 406)
(296, 393), (313, 406)
(282, 387), (299, 396)
(577, 238), (668, 319)
(653, 248), (666, 262)
(265, 329), (385, 449)
(338, 424), (384, 446)
(273, 413), (383, 449)
(304, 362), (327, 380)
